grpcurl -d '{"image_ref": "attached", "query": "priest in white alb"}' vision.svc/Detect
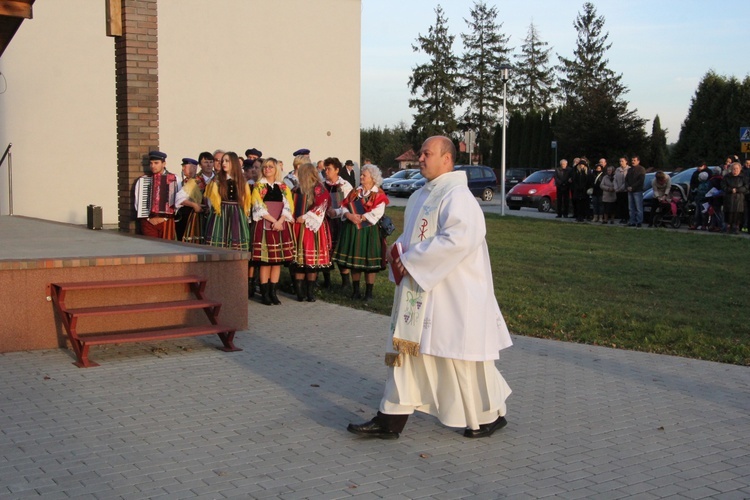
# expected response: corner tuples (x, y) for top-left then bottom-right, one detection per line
(347, 135), (513, 439)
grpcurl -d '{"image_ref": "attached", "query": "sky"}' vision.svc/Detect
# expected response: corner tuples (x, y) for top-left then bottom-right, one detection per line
(360, 0), (748, 144)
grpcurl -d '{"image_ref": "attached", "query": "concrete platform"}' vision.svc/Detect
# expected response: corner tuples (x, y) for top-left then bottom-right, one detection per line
(0, 216), (249, 352)
(1, 296), (749, 499)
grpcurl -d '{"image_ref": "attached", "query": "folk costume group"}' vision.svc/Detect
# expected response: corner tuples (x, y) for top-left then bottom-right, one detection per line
(135, 150), (391, 304)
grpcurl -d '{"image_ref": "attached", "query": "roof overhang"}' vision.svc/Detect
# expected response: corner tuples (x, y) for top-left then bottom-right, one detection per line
(0, 0), (35, 58)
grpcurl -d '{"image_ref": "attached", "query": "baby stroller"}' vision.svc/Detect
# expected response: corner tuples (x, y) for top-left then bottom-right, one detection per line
(652, 184), (690, 229)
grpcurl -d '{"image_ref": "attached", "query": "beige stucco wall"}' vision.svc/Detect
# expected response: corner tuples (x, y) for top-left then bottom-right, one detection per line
(0, 3), (116, 223)
(0, 0), (361, 225)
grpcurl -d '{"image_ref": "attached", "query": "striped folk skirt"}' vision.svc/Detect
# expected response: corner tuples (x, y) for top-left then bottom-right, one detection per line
(205, 201), (251, 251)
(251, 218), (296, 264)
(182, 210), (205, 244)
(332, 221), (385, 271)
(293, 220), (333, 270)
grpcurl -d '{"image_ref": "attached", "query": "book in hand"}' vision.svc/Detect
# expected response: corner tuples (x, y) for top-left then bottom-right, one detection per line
(390, 242), (405, 285)
(346, 197), (372, 229)
(263, 201), (284, 230)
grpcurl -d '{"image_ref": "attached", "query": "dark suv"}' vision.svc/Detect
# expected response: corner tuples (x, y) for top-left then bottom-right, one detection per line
(504, 168), (535, 193)
(454, 165), (498, 201)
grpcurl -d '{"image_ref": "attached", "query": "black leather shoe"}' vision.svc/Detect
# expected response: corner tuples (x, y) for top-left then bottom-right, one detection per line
(347, 418), (399, 439)
(463, 416), (507, 438)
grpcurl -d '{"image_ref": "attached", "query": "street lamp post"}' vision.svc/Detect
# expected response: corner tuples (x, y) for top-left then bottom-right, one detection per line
(499, 63), (511, 216)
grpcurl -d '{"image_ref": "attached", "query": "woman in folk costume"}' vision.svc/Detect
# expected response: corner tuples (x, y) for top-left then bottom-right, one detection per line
(243, 157), (263, 299)
(285, 153), (310, 298)
(332, 164), (389, 302)
(204, 151), (252, 251)
(323, 157), (353, 290)
(291, 163), (333, 302)
(175, 159), (205, 244)
(251, 157), (296, 306)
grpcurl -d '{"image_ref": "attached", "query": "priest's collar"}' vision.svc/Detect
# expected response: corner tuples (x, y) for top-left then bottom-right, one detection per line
(424, 170), (467, 191)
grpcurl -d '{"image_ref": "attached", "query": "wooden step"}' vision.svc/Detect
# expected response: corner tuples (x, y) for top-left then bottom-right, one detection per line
(80, 324), (237, 346)
(61, 299), (221, 317)
(51, 275), (206, 291)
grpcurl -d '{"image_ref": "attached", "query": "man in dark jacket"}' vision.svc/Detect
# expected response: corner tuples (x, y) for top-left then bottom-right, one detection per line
(341, 160), (357, 188)
(625, 155), (646, 227)
(554, 159), (571, 218)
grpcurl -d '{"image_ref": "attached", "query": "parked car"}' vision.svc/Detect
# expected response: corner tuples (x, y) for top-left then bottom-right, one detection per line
(643, 172), (657, 193)
(504, 167), (535, 194)
(389, 172), (424, 197)
(505, 169), (556, 212)
(382, 168), (420, 195)
(454, 164), (498, 201)
(410, 175), (427, 192)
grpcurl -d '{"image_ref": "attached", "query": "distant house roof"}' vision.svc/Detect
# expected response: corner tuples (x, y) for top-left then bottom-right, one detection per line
(395, 150), (418, 162)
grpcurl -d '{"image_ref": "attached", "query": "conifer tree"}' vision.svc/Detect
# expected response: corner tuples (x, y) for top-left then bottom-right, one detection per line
(513, 22), (558, 114)
(408, 5), (461, 146)
(672, 71), (750, 167)
(459, 1), (511, 163)
(555, 2), (645, 160)
(647, 115), (669, 170)
(360, 123), (412, 172)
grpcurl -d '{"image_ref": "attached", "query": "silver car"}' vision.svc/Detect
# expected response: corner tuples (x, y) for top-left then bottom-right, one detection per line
(382, 169), (420, 195)
(389, 173), (425, 197)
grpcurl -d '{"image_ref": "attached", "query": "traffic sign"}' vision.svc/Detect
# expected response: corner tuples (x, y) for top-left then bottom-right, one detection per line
(742, 142), (750, 153)
(741, 127), (750, 142)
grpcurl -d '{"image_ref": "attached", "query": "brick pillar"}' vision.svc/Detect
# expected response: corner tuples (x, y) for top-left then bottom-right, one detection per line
(115, 0), (159, 233)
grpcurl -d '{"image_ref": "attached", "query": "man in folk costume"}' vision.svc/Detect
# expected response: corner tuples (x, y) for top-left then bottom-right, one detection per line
(197, 151), (215, 192)
(135, 151), (178, 239)
(347, 136), (513, 440)
(174, 158), (205, 243)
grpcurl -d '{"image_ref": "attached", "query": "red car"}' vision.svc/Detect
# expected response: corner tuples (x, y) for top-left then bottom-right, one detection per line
(505, 169), (557, 212)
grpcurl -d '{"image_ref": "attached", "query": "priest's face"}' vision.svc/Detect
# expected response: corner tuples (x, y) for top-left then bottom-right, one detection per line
(419, 137), (452, 181)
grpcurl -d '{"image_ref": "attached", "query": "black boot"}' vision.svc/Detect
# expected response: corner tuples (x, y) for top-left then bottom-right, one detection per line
(269, 282), (281, 305)
(247, 277), (256, 299)
(259, 283), (273, 306)
(340, 273), (351, 290)
(351, 280), (361, 299)
(306, 280), (317, 302)
(294, 279), (305, 302)
(288, 263), (299, 293)
(322, 271), (331, 289)
(363, 283), (374, 302)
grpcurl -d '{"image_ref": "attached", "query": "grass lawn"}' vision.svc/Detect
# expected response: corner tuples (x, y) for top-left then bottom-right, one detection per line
(317, 207), (750, 366)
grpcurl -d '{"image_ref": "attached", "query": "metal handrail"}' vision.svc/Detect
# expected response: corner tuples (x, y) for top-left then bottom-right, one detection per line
(1, 143), (12, 215)
(0, 142), (10, 167)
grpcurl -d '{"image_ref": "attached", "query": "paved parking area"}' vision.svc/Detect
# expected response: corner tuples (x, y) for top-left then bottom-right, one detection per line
(1, 297), (749, 499)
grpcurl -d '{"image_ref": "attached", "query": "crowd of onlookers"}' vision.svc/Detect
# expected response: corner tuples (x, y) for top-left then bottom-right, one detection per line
(136, 148), (393, 305)
(552, 155), (750, 234)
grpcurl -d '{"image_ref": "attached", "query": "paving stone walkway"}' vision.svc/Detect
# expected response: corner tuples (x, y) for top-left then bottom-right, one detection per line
(1, 297), (749, 499)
